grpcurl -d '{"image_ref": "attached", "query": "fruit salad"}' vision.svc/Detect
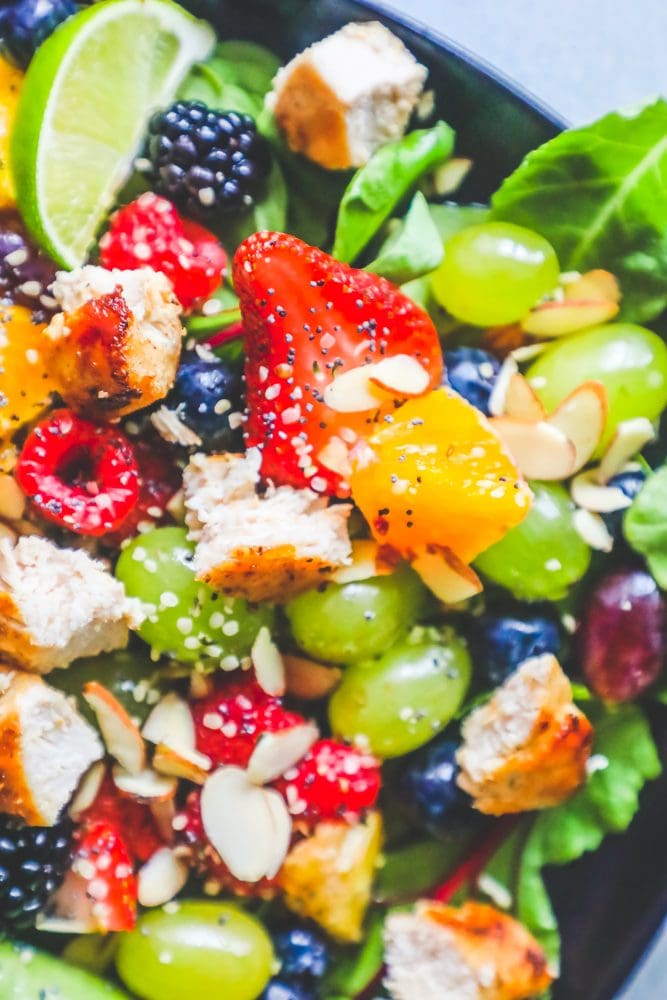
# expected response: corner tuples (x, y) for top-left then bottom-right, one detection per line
(0, 2), (665, 998)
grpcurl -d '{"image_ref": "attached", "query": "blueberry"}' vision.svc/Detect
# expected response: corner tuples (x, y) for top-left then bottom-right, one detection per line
(1, 0), (77, 68)
(443, 347), (500, 415)
(474, 612), (561, 685)
(0, 226), (57, 317)
(400, 738), (471, 837)
(601, 469), (647, 542)
(166, 350), (244, 449)
(274, 927), (329, 980)
(262, 981), (315, 1000)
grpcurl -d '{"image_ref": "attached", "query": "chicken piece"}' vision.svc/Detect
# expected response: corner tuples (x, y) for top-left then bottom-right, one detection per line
(279, 811), (383, 943)
(183, 449), (352, 603)
(456, 655), (593, 814)
(384, 900), (554, 1000)
(46, 266), (184, 419)
(0, 535), (140, 673)
(267, 21), (427, 169)
(0, 667), (103, 825)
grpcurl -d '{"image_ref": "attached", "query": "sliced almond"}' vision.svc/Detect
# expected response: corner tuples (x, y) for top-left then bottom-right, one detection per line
(490, 417), (577, 480)
(35, 915), (97, 934)
(83, 681), (146, 775)
(573, 508), (614, 552)
(200, 766), (292, 883)
(263, 787), (292, 878)
(142, 692), (195, 751)
(521, 299), (619, 337)
(571, 469), (633, 513)
(323, 365), (384, 413)
(488, 355), (518, 417)
(546, 381), (608, 472)
(251, 626), (285, 697)
(510, 342), (549, 363)
(153, 742), (211, 785)
(597, 417), (655, 483)
(503, 373), (546, 421)
(411, 545), (483, 604)
(247, 723), (319, 785)
(283, 655), (342, 700)
(69, 761), (106, 820)
(149, 797), (176, 845)
(331, 538), (394, 585)
(112, 765), (177, 801)
(432, 157), (473, 196)
(137, 847), (189, 908)
(368, 354), (431, 398)
(317, 435), (352, 479)
(563, 269), (620, 304)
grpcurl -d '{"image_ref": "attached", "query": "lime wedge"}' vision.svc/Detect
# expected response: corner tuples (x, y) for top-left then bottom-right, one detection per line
(10, 0), (214, 267)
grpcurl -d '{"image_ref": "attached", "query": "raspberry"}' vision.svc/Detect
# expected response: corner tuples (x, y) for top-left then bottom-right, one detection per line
(274, 739), (381, 826)
(80, 773), (166, 865)
(103, 435), (181, 547)
(16, 409), (140, 536)
(192, 676), (305, 769)
(99, 192), (227, 311)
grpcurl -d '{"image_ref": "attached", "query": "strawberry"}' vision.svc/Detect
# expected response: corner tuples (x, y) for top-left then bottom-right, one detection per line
(274, 738), (381, 826)
(80, 773), (166, 865)
(192, 675), (306, 769)
(58, 820), (137, 932)
(232, 231), (443, 497)
(99, 192), (227, 311)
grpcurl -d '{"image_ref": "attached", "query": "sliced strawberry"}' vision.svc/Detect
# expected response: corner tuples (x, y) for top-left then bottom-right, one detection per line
(81, 773), (166, 865)
(232, 231), (443, 497)
(273, 738), (381, 826)
(62, 820), (137, 932)
(192, 675), (305, 769)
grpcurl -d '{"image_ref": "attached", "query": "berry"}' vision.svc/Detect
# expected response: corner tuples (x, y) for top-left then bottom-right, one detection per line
(274, 738), (381, 825)
(0, 813), (72, 930)
(16, 409), (140, 536)
(273, 926), (329, 980)
(103, 435), (181, 547)
(0, 0), (76, 68)
(61, 819), (137, 932)
(0, 224), (57, 318)
(79, 773), (166, 865)
(399, 739), (472, 837)
(262, 981), (315, 1000)
(472, 611), (561, 685)
(602, 468), (647, 541)
(99, 192), (226, 311)
(443, 347), (500, 415)
(165, 349), (244, 450)
(233, 231), (443, 497)
(147, 101), (271, 216)
(192, 677), (306, 769)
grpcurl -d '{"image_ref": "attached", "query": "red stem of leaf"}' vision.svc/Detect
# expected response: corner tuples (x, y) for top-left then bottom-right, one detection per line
(430, 817), (516, 904)
(205, 320), (244, 348)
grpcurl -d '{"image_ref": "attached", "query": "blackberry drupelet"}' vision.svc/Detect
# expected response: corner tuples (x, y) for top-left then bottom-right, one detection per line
(0, 225), (58, 318)
(0, 0), (77, 68)
(0, 813), (73, 929)
(147, 101), (272, 216)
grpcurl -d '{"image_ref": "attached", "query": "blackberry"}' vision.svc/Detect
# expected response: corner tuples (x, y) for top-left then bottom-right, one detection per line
(0, 225), (58, 319)
(147, 101), (272, 216)
(0, 0), (77, 68)
(0, 813), (73, 929)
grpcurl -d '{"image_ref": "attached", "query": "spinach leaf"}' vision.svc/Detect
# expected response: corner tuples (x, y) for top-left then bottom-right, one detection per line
(366, 193), (443, 284)
(212, 158), (287, 252)
(186, 283), (241, 338)
(623, 464), (667, 586)
(374, 832), (474, 904)
(212, 41), (280, 97)
(481, 700), (661, 964)
(322, 910), (385, 1000)
(491, 99), (667, 323)
(179, 62), (262, 116)
(428, 201), (488, 243)
(333, 121), (455, 263)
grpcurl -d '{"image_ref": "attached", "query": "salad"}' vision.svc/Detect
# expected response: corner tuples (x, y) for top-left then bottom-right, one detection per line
(0, 0), (665, 997)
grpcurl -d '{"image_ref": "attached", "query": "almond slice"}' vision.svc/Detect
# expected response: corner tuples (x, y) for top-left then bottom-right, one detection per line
(149, 797), (176, 845)
(247, 723), (319, 785)
(368, 354), (431, 398)
(137, 847), (188, 908)
(331, 539), (394, 584)
(562, 269), (620, 304)
(112, 765), (177, 801)
(251, 626), (285, 697)
(83, 681), (146, 775)
(283, 655), (342, 700)
(546, 381), (608, 471)
(488, 355), (518, 417)
(35, 915), (97, 934)
(573, 508), (614, 552)
(200, 766), (292, 883)
(503, 373), (546, 421)
(490, 416), (577, 480)
(510, 342), (549, 363)
(571, 469), (633, 513)
(597, 417), (656, 483)
(317, 435), (352, 479)
(521, 299), (619, 337)
(153, 743), (211, 785)
(142, 692), (195, 751)
(323, 365), (384, 413)
(411, 545), (483, 604)
(69, 761), (106, 821)
(432, 157), (473, 196)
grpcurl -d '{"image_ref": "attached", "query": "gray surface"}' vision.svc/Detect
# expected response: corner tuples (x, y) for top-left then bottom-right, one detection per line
(384, 1), (666, 997)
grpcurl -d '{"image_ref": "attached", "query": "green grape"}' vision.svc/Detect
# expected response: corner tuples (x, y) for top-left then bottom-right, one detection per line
(431, 221), (559, 326)
(474, 481), (591, 601)
(329, 628), (471, 757)
(115, 901), (273, 1000)
(116, 527), (274, 665)
(49, 650), (163, 726)
(527, 322), (667, 451)
(0, 941), (127, 998)
(285, 563), (429, 665)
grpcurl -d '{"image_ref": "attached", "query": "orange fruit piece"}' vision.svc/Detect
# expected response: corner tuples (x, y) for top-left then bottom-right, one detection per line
(350, 387), (532, 565)
(0, 57), (23, 209)
(0, 304), (55, 441)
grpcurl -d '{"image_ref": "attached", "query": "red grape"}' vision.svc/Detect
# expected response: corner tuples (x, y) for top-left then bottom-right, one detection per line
(578, 568), (665, 701)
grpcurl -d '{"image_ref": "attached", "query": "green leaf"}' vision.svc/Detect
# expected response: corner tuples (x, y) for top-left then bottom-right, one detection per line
(428, 201), (488, 244)
(212, 158), (287, 253)
(179, 62), (262, 116)
(212, 41), (280, 97)
(481, 701), (661, 964)
(491, 99), (667, 323)
(366, 193), (444, 284)
(322, 910), (385, 999)
(624, 464), (667, 586)
(333, 121), (456, 263)
(374, 833), (474, 904)
(186, 283), (241, 338)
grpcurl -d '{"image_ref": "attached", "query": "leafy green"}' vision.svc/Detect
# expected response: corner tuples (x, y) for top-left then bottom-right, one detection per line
(178, 63), (262, 116)
(480, 701), (661, 964)
(322, 910), (385, 1000)
(186, 283), (241, 338)
(624, 464), (667, 586)
(428, 201), (488, 243)
(333, 121), (455, 263)
(374, 832), (474, 904)
(491, 99), (667, 322)
(366, 193), (443, 284)
(210, 40), (280, 96)
(211, 159), (288, 253)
